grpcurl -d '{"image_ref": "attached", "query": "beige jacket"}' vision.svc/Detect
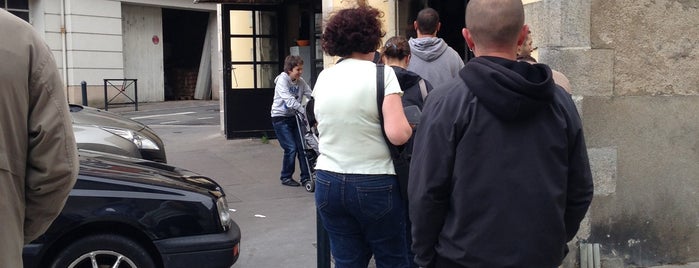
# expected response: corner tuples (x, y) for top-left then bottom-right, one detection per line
(0, 9), (79, 267)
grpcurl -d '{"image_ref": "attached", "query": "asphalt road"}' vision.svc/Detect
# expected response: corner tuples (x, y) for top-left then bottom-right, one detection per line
(113, 101), (221, 125)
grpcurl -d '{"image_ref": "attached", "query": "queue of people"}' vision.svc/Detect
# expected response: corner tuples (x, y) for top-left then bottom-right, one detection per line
(271, 0), (593, 267)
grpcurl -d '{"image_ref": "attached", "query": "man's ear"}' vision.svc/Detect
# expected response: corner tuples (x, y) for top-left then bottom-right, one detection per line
(463, 28), (475, 51)
(435, 22), (442, 34)
(517, 24), (530, 47)
(413, 21), (418, 32)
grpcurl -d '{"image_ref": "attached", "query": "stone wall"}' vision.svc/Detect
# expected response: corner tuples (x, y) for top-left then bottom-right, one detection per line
(584, 96), (699, 266)
(590, 0), (699, 96)
(526, 0), (699, 266)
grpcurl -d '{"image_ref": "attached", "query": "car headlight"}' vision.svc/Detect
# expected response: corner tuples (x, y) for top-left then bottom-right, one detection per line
(216, 197), (232, 230)
(101, 127), (160, 150)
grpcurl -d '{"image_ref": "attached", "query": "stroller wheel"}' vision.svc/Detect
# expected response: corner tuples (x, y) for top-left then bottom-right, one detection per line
(304, 179), (315, 192)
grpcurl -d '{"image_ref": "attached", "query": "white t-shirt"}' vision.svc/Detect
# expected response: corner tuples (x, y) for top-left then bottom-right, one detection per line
(312, 58), (403, 175)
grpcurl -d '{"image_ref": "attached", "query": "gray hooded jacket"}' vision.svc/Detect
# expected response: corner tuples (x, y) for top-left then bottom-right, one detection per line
(407, 37), (464, 89)
(270, 72), (312, 118)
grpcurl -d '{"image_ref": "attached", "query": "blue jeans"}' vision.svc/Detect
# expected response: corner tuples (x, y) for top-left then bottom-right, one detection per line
(315, 170), (408, 268)
(272, 116), (310, 182)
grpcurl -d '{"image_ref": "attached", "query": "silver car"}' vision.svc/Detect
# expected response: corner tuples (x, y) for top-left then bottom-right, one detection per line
(70, 104), (167, 163)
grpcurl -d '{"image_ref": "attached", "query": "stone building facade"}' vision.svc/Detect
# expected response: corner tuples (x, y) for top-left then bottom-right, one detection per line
(526, 0), (698, 266)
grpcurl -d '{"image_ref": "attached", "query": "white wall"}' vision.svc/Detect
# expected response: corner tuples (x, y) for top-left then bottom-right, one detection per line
(65, 0), (125, 86)
(115, 0), (216, 11)
(37, 0), (124, 88)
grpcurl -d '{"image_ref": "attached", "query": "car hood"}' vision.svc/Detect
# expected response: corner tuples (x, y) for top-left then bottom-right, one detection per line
(70, 104), (146, 131)
(78, 150), (223, 196)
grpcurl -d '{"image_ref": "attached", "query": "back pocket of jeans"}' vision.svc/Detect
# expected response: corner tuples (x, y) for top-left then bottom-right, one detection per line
(315, 177), (330, 210)
(356, 185), (393, 220)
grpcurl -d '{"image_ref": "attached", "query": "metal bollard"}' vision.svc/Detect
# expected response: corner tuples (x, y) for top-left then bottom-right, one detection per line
(81, 81), (88, 106)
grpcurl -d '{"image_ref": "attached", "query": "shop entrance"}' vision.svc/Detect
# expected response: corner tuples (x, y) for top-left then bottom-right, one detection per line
(220, 1), (322, 139)
(221, 5), (284, 138)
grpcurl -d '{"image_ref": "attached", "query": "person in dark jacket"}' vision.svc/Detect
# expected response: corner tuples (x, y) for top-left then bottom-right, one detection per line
(382, 36), (433, 158)
(382, 35), (434, 268)
(407, 0), (594, 267)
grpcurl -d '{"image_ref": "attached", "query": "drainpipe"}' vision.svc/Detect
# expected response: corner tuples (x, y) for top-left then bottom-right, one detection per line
(60, 0), (69, 102)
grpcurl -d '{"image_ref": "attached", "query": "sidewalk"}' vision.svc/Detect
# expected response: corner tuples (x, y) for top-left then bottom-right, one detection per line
(112, 100), (321, 267)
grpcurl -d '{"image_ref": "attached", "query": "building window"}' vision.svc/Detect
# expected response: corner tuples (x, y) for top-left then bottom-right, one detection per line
(2, 0), (30, 22)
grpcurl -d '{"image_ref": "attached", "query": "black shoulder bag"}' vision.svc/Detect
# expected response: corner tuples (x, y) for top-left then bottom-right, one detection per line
(376, 64), (410, 201)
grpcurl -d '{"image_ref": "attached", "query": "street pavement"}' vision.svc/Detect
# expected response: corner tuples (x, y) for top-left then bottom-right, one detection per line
(112, 100), (321, 267)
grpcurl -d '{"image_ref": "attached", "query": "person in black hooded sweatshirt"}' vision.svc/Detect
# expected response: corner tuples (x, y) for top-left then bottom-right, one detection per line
(382, 35), (433, 160)
(407, 0), (594, 267)
(381, 35), (433, 268)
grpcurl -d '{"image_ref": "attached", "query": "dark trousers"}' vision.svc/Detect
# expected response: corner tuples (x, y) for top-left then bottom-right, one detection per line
(272, 116), (310, 182)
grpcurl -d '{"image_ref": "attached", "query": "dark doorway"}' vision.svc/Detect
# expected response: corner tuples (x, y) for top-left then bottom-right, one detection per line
(162, 9), (210, 100)
(428, 0), (468, 61)
(400, 1), (469, 61)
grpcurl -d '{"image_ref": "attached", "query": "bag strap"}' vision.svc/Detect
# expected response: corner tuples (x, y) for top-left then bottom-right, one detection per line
(376, 64), (401, 160)
(376, 64), (385, 119)
(418, 79), (428, 101)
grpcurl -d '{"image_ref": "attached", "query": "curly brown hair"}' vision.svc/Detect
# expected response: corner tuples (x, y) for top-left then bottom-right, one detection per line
(321, 6), (385, 57)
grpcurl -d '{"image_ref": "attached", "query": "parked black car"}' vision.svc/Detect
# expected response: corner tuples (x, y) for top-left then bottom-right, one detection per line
(23, 150), (240, 268)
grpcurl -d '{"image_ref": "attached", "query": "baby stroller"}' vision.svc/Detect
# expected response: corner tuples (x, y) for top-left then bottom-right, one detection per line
(295, 109), (319, 192)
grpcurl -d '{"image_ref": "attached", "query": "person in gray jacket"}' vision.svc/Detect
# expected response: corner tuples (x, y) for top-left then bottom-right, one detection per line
(270, 55), (313, 187)
(408, 8), (464, 89)
(0, 9), (79, 268)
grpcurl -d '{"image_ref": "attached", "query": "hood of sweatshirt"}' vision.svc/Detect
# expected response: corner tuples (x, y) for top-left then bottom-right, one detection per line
(409, 37), (449, 62)
(390, 66), (422, 90)
(274, 72), (289, 85)
(461, 56), (556, 121)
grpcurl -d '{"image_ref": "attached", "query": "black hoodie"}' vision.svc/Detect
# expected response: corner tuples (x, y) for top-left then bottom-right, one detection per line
(390, 66), (433, 110)
(408, 57), (593, 267)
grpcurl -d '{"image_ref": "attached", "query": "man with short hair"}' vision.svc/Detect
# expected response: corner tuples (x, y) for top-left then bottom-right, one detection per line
(408, 0), (594, 267)
(407, 8), (464, 89)
(517, 29), (572, 93)
(0, 9), (79, 267)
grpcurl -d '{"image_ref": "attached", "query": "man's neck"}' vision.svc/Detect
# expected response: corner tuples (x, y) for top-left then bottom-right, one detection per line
(417, 32), (437, 38)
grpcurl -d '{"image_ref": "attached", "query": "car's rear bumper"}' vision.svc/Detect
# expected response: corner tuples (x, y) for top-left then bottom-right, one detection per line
(155, 221), (241, 268)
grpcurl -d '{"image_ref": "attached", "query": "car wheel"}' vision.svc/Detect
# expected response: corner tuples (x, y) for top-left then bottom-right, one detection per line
(50, 234), (156, 268)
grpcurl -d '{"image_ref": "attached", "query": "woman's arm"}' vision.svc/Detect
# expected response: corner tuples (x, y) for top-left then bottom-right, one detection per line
(382, 93), (412, 145)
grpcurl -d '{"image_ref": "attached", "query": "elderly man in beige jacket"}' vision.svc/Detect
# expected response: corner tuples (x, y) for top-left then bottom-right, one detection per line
(0, 9), (79, 267)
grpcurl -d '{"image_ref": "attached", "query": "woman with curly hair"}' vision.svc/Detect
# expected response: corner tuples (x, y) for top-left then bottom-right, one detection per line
(311, 5), (413, 268)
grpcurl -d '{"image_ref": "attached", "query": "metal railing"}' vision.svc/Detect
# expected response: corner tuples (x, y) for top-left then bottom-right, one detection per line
(103, 78), (138, 111)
